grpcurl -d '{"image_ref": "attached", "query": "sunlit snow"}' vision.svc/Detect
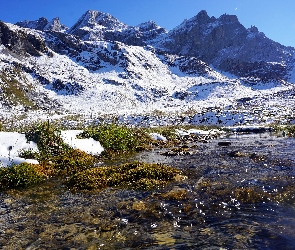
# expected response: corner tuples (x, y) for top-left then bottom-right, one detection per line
(0, 131), (104, 168)
(0, 132), (39, 167)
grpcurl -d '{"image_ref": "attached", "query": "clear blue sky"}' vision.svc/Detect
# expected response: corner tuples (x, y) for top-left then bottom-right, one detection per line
(0, 0), (294, 47)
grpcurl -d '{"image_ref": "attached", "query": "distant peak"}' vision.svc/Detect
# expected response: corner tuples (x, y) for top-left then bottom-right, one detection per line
(15, 17), (49, 31)
(195, 10), (211, 22)
(69, 9), (127, 32)
(81, 10), (120, 25)
(248, 25), (259, 33)
(44, 17), (68, 32)
(138, 20), (159, 30)
(218, 13), (239, 23)
(197, 10), (209, 18)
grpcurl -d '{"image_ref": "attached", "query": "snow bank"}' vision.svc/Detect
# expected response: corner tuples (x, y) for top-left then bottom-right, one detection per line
(0, 132), (39, 167)
(60, 130), (104, 155)
(149, 133), (167, 142)
(175, 128), (224, 136)
(0, 130), (104, 168)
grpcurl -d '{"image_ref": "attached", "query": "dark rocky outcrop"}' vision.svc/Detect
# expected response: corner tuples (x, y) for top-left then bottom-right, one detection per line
(16, 17), (68, 32)
(44, 17), (68, 32)
(153, 10), (295, 81)
(0, 21), (48, 56)
(16, 17), (49, 31)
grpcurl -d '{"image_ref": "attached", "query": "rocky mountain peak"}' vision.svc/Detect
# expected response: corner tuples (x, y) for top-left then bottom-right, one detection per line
(67, 10), (128, 41)
(68, 10), (127, 34)
(151, 10), (295, 81)
(15, 17), (49, 31)
(248, 25), (259, 34)
(218, 13), (239, 23)
(195, 10), (212, 23)
(137, 20), (162, 32)
(44, 17), (68, 32)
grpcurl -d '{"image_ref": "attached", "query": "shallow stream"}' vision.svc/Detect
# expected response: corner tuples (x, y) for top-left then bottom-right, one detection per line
(0, 133), (295, 249)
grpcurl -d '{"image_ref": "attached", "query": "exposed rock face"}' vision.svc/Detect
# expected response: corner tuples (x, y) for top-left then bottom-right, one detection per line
(116, 21), (167, 46)
(0, 21), (48, 56)
(67, 10), (128, 40)
(44, 17), (68, 32)
(152, 10), (295, 80)
(67, 10), (167, 46)
(16, 17), (67, 32)
(15, 17), (49, 31)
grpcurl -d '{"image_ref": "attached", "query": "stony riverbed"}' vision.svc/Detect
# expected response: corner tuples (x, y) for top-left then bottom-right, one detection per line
(0, 132), (294, 249)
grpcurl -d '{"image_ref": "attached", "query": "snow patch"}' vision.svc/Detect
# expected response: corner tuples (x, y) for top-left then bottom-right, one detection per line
(0, 132), (39, 167)
(149, 133), (167, 142)
(60, 130), (104, 155)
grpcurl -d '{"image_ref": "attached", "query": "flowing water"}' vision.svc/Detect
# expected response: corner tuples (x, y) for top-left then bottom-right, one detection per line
(0, 133), (295, 249)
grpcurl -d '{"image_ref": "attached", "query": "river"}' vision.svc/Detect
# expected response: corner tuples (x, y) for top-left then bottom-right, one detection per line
(0, 133), (294, 249)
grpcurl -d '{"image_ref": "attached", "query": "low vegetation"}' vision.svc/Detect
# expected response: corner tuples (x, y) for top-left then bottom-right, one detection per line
(273, 125), (295, 137)
(1, 122), (190, 190)
(25, 121), (99, 175)
(0, 70), (35, 108)
(77, 123), (152, 156)
(0, 163), (45, 190)
(66, 161), (183, 191)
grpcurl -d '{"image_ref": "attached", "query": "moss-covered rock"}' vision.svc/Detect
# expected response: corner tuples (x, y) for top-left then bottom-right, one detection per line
(51, 148), (98, 176)
(66, 162), (183, 191)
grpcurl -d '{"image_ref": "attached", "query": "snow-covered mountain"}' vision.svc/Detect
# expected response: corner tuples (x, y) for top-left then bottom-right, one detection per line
(151, 10), (295, 81)
(16, 17), (68, 32)
(0, 10), (294, 127)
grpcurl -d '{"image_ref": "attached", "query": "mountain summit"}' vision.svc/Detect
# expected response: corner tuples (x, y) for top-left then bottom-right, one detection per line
(67, 10), (166, 45)
(151, 10), (294, 80)
(67, 10), (128, 40)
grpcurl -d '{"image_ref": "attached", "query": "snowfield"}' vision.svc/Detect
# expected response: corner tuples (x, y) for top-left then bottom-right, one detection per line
(60, 130), (104, 155)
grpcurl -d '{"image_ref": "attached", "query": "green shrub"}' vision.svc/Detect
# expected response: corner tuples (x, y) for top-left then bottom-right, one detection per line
(284, 125), (295, 137)
(0, 163), (45, 190)
(24, 121), (98, 176)
(25, 121), (70, 163)
(18, 149), (39, 160)
(66, 161), (183, 191)
(78, 124), (151, 156)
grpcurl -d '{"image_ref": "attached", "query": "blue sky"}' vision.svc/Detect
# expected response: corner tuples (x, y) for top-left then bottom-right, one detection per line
(0, 0), (295, 47)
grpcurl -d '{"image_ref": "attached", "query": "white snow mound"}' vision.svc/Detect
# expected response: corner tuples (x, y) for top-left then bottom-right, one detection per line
(0, 132), (39, 167)
(60, 130), (104, 155)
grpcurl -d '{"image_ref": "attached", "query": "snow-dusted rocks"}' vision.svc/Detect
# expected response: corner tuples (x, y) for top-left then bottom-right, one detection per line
(67, 10), (167, 46)
(151, 10), (295, 81)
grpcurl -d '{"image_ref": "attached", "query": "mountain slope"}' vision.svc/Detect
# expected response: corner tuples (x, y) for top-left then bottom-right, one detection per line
(0, 10), (294, 127)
